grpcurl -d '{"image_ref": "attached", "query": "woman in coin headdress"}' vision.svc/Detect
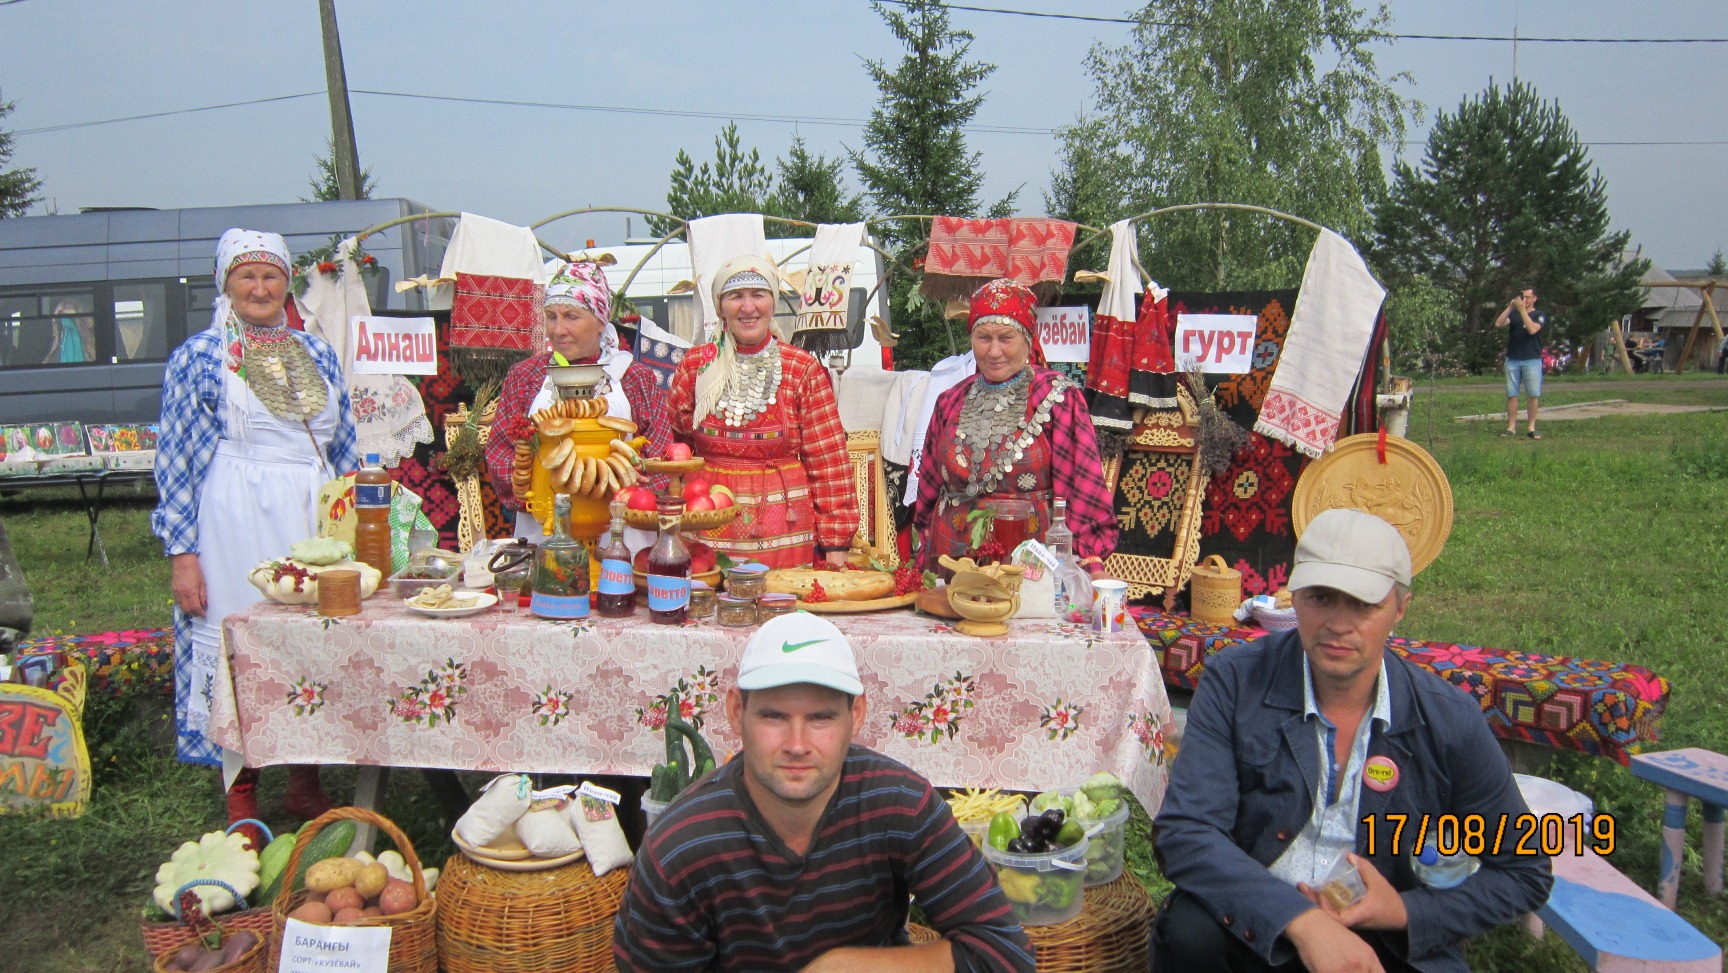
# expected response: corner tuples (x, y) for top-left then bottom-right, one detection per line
(152, 229), (359, 835)
(666, 256), (858, 568)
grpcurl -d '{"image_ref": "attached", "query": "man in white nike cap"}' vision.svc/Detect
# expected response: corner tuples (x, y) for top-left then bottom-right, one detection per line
(1152, 509), (1550, 973)
(615, 612), (1033, 973)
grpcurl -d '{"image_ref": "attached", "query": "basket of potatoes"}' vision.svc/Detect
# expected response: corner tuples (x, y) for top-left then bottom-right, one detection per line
(270, 808), (440, 973)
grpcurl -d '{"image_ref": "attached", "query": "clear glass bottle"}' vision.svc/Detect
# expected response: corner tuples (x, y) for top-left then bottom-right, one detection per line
(530, 494), (590, 619)
(595, 499), (635, 617)
(1045, 496), (1075, 615)
(646, 496), (691, 624)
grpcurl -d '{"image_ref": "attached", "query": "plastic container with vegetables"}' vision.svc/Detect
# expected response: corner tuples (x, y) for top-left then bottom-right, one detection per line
(1028, 771), (1130, 886)
(980, 806), (1090, 925)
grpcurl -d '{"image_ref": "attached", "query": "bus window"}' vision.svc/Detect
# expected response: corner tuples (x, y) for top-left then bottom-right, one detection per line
(113, 282), (170, 361)
(185, 282), (218, 337)
(0, 288), (98, 367)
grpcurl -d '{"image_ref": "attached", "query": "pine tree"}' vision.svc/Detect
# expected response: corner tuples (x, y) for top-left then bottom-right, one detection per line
(647, 123), (776, 237)
(1706, 251), (1726, 278)
(771, 137), (865, 229)
(1051, 0), (1411, 291)
(1374, 82), (1645, 372)
(854, 0), (1015, 369)
(304, 137), (377, 202)
(0, 93), (43, 218)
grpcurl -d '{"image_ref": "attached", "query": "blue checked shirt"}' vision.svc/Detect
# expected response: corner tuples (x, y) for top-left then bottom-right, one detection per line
(151, 329), (359, 557)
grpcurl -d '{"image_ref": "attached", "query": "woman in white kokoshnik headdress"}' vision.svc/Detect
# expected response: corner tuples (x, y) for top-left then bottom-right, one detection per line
(151, 228), (360, 841)
(666, 255), (858, 568)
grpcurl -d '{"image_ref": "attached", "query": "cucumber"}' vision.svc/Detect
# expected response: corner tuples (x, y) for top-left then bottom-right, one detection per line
(254, 832), (299, 897)
(258, 819), (356, 903)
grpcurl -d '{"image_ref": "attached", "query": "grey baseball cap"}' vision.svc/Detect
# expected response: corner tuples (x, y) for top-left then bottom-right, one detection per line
(1289, 509), (1412, 604)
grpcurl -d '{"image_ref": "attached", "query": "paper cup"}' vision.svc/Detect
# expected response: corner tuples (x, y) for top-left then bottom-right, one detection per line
(1091, 579), (1129, 633)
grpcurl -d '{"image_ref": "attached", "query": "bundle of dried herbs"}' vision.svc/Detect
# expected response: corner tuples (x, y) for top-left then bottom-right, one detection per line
(1183, 368), (1249, 476)
(436, 378), (499, 480)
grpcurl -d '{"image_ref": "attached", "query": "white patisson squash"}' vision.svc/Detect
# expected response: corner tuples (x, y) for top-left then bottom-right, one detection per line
(247, 557), (383, 604)
(153, 830), (261, 914)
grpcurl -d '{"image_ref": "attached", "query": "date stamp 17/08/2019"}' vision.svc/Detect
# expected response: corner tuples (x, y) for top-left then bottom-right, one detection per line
(1359, 813), (1615, 857)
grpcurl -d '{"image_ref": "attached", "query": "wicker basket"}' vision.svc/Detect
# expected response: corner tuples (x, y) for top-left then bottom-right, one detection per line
(269, 808), (439, 973)
(436, 851), (630, 973)
(140, 821), (278, 960)
(1188, 555), (1242, 626)
(151, 922), (268, 973)
(908, 874), (1154, 973)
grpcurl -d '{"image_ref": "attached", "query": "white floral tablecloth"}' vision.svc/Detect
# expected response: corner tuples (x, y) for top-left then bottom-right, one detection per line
(210, 602), (1175, 814)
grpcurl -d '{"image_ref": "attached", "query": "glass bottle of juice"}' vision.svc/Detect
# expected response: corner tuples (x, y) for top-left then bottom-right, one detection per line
(530, 494), (590, 619)
(596, 499), (636, 617)
(646, 496), (691, 624)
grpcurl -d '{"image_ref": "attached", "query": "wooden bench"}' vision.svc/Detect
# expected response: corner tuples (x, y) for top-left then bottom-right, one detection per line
(1527, 846), (1721, 973)
(1630, 749), (1728, 909)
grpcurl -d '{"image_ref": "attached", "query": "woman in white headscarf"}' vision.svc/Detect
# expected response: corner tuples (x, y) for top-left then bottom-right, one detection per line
(152, 228), (359, 837)
(667, 255), (858, 568)
(486, 260), (672, 541)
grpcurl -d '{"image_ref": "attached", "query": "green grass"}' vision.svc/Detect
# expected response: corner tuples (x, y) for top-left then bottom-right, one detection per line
(3, 372), (1727, 970)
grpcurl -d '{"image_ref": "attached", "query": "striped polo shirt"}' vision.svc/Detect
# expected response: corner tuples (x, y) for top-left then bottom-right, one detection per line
(613, 746), (1035, 973)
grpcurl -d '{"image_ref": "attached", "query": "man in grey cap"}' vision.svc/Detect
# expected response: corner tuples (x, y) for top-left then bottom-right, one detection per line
(1151, 509), (1550, 973)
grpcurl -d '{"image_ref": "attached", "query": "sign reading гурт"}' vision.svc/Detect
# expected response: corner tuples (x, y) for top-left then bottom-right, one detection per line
(351, 316), (437, 376)
(1035, 306), (1091, 363)
(1173, 313), (1257, 374)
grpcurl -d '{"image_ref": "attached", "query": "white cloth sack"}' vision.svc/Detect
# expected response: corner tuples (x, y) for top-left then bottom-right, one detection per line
(515, 794), (583, 858)
(1254, 229), (1385, 459)
(569, 790), (633, 876)
(454, 773), (533, 848)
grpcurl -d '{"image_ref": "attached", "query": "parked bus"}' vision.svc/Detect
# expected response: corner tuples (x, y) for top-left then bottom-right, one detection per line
(0, 199), (451, 424)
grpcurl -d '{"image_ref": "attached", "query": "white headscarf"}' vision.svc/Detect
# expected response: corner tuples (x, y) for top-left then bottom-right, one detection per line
(693, 255), (784, 429)
(211, 228), (292, 375)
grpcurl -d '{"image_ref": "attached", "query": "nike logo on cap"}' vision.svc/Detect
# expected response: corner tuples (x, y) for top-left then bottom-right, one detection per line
(781, 639), (825, 654)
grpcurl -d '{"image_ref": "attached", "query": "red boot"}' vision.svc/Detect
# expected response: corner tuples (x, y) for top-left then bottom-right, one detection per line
(282, 764), (334, 821)
(226, 768), (266, 851)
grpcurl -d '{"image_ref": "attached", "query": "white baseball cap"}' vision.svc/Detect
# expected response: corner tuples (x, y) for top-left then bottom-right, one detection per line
(1289, 508), (1412, 604)
(736, 612), (863, 696)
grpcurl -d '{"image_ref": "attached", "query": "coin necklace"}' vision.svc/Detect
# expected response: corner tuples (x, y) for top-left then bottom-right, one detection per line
(717, 342), (782, 427)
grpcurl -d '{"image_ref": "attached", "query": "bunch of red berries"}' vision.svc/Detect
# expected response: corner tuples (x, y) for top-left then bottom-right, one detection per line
(806, 579), (829, 603)
(972, 540), (1006, 563)
(893, 564), (923, 596)
(270, 561), (315, 592)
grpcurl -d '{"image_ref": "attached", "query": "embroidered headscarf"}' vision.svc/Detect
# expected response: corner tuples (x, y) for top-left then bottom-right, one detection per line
(695, 255), (785, 429)
(211, 228), (293, 375)
(544, 260), (621, 360)
(968, 277), (1046, 368)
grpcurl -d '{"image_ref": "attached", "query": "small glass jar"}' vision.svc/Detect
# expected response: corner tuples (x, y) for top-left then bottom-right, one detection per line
(726, 563), (769, 600)
(688, 580), (717, 619)
(757, 593), (799, 620)
(716, 594), (757, 627)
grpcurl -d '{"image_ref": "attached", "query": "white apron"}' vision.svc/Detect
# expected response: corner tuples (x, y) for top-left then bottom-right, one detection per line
(513, 355), (655, 553)
(185, 366), (339, 774)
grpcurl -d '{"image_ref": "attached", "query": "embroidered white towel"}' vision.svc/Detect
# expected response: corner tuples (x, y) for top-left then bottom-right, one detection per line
(687, 214), (767, 340)
(1255, 229), (1385, 459)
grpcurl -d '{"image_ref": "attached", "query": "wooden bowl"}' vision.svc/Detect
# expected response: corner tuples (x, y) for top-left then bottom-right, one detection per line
(641, 458), (705, 475)
(623, 505), (739, 533)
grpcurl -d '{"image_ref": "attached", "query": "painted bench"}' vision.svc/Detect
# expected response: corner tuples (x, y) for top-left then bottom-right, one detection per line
(1630, 749), (1728, 909)
(1527, 847), (1721, 973)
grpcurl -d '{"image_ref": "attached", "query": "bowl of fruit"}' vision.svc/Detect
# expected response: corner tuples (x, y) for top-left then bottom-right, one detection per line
(617, 474), (739, 533)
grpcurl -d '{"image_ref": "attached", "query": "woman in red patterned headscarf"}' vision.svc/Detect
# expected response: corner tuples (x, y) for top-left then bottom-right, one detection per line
(913, 279), (1117, 574)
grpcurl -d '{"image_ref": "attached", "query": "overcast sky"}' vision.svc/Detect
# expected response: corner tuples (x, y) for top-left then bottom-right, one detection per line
(5, 1), (1724, 269)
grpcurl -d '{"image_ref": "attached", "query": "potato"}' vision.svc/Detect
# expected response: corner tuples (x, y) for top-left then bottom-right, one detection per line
(354, 861), (389, 899)
(377, 878), (418, 915)
(218, 930), (259, 965)
(170, 942), (207, 971)
(333, 906), (366, 924)
(305, 857), (361, 893)
(324, 886), (364, 913)
(287, 899), (334, 924)
(361, 905), (382, 917)
(304, 889), (326, 905)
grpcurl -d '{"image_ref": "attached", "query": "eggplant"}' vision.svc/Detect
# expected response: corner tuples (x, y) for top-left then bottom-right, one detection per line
(1033, 808), (1066, 844)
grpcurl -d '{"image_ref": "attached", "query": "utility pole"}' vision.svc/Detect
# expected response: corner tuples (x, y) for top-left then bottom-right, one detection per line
(319, 0), (362, 200)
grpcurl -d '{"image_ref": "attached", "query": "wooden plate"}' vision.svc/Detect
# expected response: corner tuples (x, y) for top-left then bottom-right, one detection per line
(623, 505), (739, 532)
(1290, 432), (1454, 574)
(640, 458), (705, 475)
(796, 592), (919, 613)
(451, 828), (586, 871)
(450, 828), (533, 861)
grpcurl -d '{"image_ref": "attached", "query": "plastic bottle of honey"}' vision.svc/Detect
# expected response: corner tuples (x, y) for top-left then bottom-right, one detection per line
(354, 453), (393, 576)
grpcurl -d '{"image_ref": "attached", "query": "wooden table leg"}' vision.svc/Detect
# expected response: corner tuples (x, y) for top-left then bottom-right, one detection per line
(1660, 788), (1689, 908)
(1704, 803), (1725, 896)
(349, 765), (391, 856)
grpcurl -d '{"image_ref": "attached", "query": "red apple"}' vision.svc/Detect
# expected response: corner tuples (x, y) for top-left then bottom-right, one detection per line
(633, 548), (651, 573)
(666, 443), (694, 461)
(687, 494), (716, 512)
(709, 484), (735, 503)
(682, 477), (712, 503)
(710, 491), (734, 509)
(688, 543), (717, 574)
(626, 488), (659, 511)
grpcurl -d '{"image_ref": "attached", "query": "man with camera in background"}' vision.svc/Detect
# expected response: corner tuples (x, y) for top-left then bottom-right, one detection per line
(1494, 286), (1547, 439)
